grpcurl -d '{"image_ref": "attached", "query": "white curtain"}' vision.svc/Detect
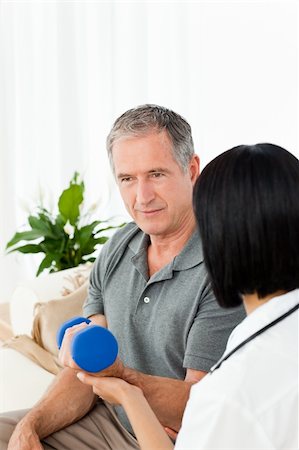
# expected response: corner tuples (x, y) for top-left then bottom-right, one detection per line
(0, 1), (298, 301)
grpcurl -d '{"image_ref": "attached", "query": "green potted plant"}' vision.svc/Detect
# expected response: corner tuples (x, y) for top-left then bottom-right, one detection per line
(6, 172), (124, 276)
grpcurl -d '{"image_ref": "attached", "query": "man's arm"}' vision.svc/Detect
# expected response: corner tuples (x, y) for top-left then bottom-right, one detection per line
(77, 373), (175, 450)
(121, 367), (206, 432)
(75, 368), (207, 449)
(59, 314), (207, 432)
(7, 314), (107, 449)
(8, 368), (96, 449)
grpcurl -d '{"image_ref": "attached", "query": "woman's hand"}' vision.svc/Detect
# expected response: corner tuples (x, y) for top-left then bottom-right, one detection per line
(77, 372), (143, 405)
(77, 373), (174, 450)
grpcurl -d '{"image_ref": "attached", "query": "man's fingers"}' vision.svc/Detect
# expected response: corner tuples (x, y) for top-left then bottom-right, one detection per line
(64, 322), (89, 337)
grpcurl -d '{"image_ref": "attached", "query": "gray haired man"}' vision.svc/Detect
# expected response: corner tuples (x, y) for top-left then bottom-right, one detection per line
(1, 105), (245, 450)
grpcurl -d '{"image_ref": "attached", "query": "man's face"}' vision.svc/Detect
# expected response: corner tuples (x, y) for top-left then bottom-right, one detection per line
(112, 131), (199, 238)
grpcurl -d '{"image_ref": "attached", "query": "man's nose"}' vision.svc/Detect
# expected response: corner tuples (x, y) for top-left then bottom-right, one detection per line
(136, 180), (155, 206)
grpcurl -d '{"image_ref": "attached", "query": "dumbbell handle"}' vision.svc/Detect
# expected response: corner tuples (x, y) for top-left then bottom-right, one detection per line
(56, 316), (118, 373)
(56, 316), (91, 349)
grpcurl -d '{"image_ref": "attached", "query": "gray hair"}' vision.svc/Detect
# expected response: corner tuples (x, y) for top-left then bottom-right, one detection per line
(106, 104), (194, 173)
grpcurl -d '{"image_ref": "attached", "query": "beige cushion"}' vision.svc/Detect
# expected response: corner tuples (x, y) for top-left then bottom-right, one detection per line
(31, 281), (89, 358)
(2, 282), (89, 375)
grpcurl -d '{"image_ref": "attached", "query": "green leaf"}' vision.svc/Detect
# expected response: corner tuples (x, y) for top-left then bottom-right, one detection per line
(40, 238), (63, 254)
(71, 172), (83, 187)
(7, 244), (43, 254)
(58, 184), (84, 226)
(55, 213), (67, 229)
(79, 236), (109, 257)
(28, 215), (57, 239)
(83, 257), (96, 263)
(94, 236), (109, 245)
(36, 254), (54, 276)
(76, 221), (102, 248)
(6, 230), (45, 249)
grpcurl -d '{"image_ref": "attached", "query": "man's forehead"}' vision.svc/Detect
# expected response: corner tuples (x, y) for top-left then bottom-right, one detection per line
(113, 131), (176, 158)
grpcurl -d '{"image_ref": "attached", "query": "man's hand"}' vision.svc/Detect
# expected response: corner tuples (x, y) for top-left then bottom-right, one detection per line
(77, 372), (143, 405)
(94, 356), (125, 378)
(58, 322), (125, 378)
(58, 322), (89, 370)
(8, 421), (43, 450)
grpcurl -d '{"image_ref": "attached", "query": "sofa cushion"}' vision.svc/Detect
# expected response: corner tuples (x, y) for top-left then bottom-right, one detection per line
(32, 281), (88, 358)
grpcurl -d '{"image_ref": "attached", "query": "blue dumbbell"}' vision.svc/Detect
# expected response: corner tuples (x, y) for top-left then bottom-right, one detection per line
(56, 316), (118, 373)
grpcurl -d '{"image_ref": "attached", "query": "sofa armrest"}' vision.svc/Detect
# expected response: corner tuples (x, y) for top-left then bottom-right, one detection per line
(0, 348), (55, 413)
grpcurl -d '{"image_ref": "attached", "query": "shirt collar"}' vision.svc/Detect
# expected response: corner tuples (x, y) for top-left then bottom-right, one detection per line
(128, 226), (204, 281)
(172, 227), (204, 271)
(224, 289), (299, 357)
(128, 228), (149, 255)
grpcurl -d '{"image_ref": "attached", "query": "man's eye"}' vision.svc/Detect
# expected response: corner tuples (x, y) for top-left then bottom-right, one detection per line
(151, 172), (163, 178)
(121, 177), (132, 183)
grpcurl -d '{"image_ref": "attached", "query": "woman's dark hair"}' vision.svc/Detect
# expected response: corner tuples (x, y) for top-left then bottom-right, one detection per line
(193, 143), (299, 308)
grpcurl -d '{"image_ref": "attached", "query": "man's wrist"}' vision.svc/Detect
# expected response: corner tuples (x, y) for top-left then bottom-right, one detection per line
(15, 416), (38, 436)
(121, 366), (140, 385)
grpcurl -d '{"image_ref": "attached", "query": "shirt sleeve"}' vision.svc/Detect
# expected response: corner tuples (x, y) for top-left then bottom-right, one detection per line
(184, 277), (246, 371)
(82, 250), (106, 318)
(82, 223), (137, 319)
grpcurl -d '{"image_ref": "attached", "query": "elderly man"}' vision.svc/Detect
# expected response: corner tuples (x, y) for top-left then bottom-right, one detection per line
(1, 104), (245, 450)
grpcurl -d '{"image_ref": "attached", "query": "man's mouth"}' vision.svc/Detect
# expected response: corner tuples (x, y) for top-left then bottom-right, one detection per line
(136, 208), (164, 215)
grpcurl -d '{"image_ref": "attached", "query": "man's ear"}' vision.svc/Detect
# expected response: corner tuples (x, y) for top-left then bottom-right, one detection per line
(189, 154), (200, 185)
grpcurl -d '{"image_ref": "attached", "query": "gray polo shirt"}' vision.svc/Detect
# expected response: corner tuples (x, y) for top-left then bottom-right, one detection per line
(83, 223), (245, 429)
(84, 222), (245, 373)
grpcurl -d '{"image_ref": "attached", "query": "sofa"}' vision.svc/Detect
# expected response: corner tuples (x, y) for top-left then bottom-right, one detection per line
(0, 264), (92, 413)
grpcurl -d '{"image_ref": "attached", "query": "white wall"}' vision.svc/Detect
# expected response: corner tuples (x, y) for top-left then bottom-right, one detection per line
(0, 0), (297, 301)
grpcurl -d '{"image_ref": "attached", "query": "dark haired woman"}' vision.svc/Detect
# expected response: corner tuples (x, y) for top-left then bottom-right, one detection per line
(78, 143), (299, 450)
